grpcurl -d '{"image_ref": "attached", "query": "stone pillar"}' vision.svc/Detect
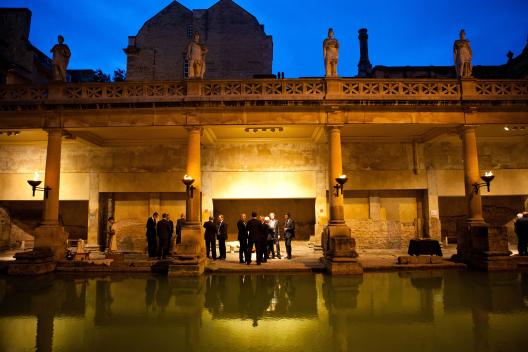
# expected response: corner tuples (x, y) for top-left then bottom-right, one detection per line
(34, 129), (68, 260)
(41, 129), (62, 226)
(461, 126), (485, 224)
(458, 125), (514, 270)
(424, 169), (441, 241)
(322, 127), (362, 275)
(328, 127), (345, 224)
(149, 193), (161, 216)
(185, 127), (201, 226)
(86, 172), (99, 249)
(368, 195), (381, 221)
(170, 127), (205, 276)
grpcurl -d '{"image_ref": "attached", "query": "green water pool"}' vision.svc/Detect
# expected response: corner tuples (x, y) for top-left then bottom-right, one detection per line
(1, 271), (527, 351)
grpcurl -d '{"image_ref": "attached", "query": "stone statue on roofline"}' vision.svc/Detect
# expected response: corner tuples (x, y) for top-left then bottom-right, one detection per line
(454, 29), (473, 78)
(186, 31), (208, 79)
(323, 28), (339, 77)
(50, 35), (71, 82)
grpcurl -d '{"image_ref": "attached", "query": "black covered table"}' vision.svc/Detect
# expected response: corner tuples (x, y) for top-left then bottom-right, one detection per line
(407, 239), (443, 256)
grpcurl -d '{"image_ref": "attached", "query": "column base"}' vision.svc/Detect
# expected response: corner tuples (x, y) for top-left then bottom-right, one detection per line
(171, 226), (206, 276)
(34, 225), (68, 261)
(322, 224), (359, 258)
(469, 253), (517, 271)
(168, 256), (206, 277)
(324, 258), (363, 275)
(8, 248), (56, 275)
(455, 222), (515, 270)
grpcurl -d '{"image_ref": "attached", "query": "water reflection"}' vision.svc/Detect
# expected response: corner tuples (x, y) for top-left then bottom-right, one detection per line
(0, 271), (527, 352)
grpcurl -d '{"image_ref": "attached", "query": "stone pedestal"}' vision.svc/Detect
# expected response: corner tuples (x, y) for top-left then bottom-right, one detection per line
(170, 226), (206, 276)
(8, 248), (56, 275)
(186, 79), (203, 96)
(467, 224), (516, 271)
(34, 225), (68, 261)
(322, 224), (363, 275)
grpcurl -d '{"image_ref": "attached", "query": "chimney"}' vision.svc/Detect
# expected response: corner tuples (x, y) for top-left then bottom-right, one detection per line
(357, 28), (372, 77)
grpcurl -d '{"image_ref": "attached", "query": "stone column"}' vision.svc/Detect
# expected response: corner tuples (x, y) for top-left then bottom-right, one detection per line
(170, 127), (205, 276)
(34, 129), (68, 260)
(41, 129), (62, 226)
(86, 172), (99, 249)
(185, 127), (201, 227)
(458, 125), (514, 269)
(322, 127), (362, 274)
(461, 126), (485, 224)
(328, 127), (345, 224)
(424, 169), (441, 241)
(368, 195), (381, 221)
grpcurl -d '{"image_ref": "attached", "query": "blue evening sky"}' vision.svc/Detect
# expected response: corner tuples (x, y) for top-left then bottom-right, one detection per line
(2, 0), (527, 77)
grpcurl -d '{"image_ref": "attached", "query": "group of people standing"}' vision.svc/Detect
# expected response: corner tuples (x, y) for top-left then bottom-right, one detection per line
(204, 212), (295, 265)
(145, 212), (185, 259)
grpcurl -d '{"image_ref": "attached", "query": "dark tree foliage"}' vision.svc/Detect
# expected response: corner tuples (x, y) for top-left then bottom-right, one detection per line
(113, 68), (126, 82)
(93, 68), (111, 82)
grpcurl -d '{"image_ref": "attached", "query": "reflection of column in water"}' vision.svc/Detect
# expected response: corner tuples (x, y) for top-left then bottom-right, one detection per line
(36, 313), (54, 352)
(323, 276), (363, 352)
(145, 278), (156, 310)
(472, 307), (489, 352)
(169, 276), (205, 352)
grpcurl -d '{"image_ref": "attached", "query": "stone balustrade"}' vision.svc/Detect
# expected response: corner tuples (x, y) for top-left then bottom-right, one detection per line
(0, 78), (527, 105)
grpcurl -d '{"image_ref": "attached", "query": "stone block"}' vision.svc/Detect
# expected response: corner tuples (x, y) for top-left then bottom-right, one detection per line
(324, 258), (363, 275)
(469, 255), (517, 271)
(168, 257), (206, 277)
(33, 225), (68, 260)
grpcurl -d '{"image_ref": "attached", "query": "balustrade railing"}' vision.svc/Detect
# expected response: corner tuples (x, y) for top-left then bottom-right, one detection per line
(0, 78), (526, 104)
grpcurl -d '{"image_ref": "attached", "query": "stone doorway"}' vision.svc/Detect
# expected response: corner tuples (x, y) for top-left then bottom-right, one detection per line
(212, 199), (316, 241)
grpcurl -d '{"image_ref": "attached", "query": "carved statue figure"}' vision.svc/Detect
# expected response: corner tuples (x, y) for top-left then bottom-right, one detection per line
(186, 31), (208, 79)
(50, 35), (71, 82)
(453, 29), (473, 78)
(323, 28), (339, 77)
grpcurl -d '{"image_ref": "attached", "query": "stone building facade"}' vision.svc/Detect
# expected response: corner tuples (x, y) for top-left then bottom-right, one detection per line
(0, 2), (527, 259)
(124, 0), (273, 81)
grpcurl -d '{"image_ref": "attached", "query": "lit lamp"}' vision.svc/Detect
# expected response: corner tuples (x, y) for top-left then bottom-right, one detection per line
(334, 175), (348, 197)
(27, 172), (51, 198)
(182, 174), (196, 198)
(472, 171), (495, 194)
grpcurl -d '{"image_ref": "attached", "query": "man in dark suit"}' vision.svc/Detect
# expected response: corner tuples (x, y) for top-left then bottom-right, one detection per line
(283, 213), (295, 259)
(217, 214), (228, 260)
(258, 216), (270, 263)
(515, 212), (528, 256)
(203, 216), (217, 259)
(246, 212), (260, 265)
(237, 213), (248, 264)
(167, 213), (174, 254)
(146, 212), (159, 258)
(176, 213), (185, 244)
(156, 213), (171, 259)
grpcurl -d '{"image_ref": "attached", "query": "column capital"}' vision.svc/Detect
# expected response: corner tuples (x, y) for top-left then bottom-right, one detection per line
(457, 124), (479, 138)
(185, 126), (203, 135)
(326, 125), (343, 135)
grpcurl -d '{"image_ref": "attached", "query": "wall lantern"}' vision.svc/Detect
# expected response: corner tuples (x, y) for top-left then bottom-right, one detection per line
(27, 172), (51, 198)
(472, 171), (495, 194)
(334, 175), (348, 197)
(182, 174), (196, 198)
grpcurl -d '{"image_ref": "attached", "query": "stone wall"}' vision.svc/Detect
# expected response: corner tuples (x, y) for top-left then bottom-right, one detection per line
(126, 0), (273, 81)
(1, 136), (527, 250)
(347, 219), (417, 249)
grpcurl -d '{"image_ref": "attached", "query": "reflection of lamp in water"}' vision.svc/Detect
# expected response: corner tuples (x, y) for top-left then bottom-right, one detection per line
(182, 174), (196, 198)
(27, 171), (51, 198)
(472, 171), (495, 194)
(333, 175), (348, 197)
